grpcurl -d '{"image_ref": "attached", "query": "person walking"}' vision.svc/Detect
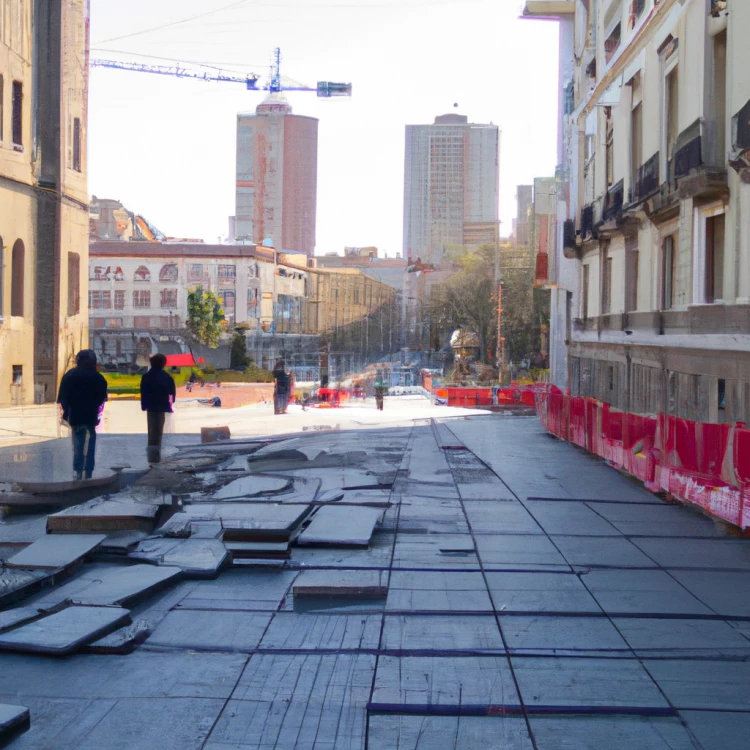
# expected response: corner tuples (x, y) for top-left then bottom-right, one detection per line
(57, 349), (109, 480)
(140, 353), (176, 464)
(374, 381), (386, 411)
(272, 359), (290, 415)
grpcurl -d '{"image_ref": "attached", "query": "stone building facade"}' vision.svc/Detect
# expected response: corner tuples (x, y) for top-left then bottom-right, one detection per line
(0, 0), (90, 405)
(526, 0), (749, 424)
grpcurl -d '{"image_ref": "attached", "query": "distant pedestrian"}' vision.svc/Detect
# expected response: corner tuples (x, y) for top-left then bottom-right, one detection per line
(273, 359), (290, 415)
(140, 353), (176, 465)
(375, 382), (385, 411)
(57, 349), (109, 480)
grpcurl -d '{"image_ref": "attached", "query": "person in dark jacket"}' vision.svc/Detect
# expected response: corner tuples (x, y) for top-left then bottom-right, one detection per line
(57, 349), (109, 480)
(140, 353), (176, 464)
(272, 359), (290, 415)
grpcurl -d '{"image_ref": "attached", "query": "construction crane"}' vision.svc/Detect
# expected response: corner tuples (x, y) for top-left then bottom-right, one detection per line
(90, 47), (352, 98)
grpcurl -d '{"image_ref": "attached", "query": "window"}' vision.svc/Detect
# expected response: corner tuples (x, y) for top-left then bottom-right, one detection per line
(187, 264), (203, 282)
(631, 103), (643, 197)
(11, 81), (22, 147)
(133, 290), (151, 308)
(12, 365), (22, 385)
(705, 213), (725, 303)
(662, 234), (677, 310)
(632, 0), (646, 23)
(0, 76), (3, 141)
(160, 289), (178, 308)
(67, 253), (80, 316)
(605, 114), (614, 188)
(218, 264), (236, 280)
(604, 23), (621, 64)
(601, 255), (612, 315)
(582, 264), (590, 320)
(666, 66), (679, 168)
(72, 117), (81, 172)
(712, 31), (727, 165)
(89, 290), (111, 309)
(626, 249), (639, 313)
(159, 264), (178, 282)
(220, 290), (235, 311)
(114, 290), (125, 310)
(247, 287), (259, 314)
(134, 265), (151, 282)
(11, 239), (24, 316)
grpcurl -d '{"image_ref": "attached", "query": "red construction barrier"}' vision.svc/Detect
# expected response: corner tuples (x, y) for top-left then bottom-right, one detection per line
(441, 386), (539, 409)
(535, 385), (750, 530)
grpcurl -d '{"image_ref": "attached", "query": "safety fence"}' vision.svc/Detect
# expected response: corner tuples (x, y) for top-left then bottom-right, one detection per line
(536, 385), (750, 530)
(434, 385), (541, 408)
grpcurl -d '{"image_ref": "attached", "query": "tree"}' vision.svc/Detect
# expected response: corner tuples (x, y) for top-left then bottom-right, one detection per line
(186, 287), (225, 348)
(230, 330), (251, 368)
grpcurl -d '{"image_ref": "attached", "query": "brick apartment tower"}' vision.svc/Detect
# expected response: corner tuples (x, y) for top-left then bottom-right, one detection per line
(235, 94), (318, 256)
(403, 112), (500, 267)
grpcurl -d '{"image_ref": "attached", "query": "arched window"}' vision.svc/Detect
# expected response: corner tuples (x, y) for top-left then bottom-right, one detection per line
(134, 265), (151, 282)
(11, 239), (25, 317)
(159, 263), (178, 282)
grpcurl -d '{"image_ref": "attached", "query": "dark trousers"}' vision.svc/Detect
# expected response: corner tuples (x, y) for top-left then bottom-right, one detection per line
(71, 424), (97, 477)
(147, 411), (166, 464)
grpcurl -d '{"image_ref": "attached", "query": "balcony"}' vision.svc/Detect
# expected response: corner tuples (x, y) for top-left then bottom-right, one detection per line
(580, 204), (594, 240)
(634, 153), (659, 203)
(602, 180), (624, 222)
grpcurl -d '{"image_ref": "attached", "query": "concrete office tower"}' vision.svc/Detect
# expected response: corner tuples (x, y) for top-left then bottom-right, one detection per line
(235, 93), (318, 256)
(403, 112), (499, 266)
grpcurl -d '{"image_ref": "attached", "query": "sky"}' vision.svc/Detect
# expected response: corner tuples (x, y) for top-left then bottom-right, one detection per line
(88, 0), (561, 256)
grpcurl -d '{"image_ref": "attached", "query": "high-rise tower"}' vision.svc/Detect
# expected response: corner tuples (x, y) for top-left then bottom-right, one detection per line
(235, 93), (318, 256)
(403, 112), (499, 266)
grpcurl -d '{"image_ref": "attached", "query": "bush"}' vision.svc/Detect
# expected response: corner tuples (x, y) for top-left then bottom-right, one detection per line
(202, 365), (274, 384)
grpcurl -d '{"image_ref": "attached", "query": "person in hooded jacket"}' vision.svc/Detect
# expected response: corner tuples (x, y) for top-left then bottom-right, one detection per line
(140, 353), (176, 464)
(57, 349), (109, 480)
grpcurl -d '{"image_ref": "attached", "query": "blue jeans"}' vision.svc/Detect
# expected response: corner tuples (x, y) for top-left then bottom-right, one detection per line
(71, 424), (97, 477)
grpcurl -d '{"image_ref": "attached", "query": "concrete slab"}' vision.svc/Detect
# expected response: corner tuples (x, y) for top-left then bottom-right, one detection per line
(297, 506), (383, 547)
(552, 536), (658, 568)
(226, 541), (290, 559)
(160, 539), (228, 578)
(100, 530), (150, 553)
(645, 660), (750, 710)
(6, 534), (107, 570)
(392, 535), (480, 570)
(74, 564), (183, 607)
(462, 502), (542, 534)
(632, 538), (750, 571)
(0, 515), (48, 545)
(86, 619), (153, 655)
(0, 606), (48, 634)
(372, 655), (518, 706)
(0, 567), (50, 607)
(47, 496), (161, 534)
(128, 536), (184, 563)
(530, 715), (697, 749)
(592, 503), (727, 538)
(474, 534), (570, 568)
(386, 589), (494, 613)
(212, 654), (374, 748)
(523, 501), (619, 536)
(580, 570), (714, 615)
(0, 605), (130, 655)
(178, 569), (297, 611)
(147, 609), (271, 651)
(500, 616), (629, 656)
(212, 474), (293, 499)
(669, 570), (750, 617)
(511, 657), (668, 708)
(381, 615), (504, 652)
(389, 570), (487, 591)
(0, 649), (248, 699)
(681, 710), (750, 750)
(485, 572), (601, 613)
(182, 503), (311, 541)
(0, 703), (30, 746)
(613, 617), (750, 658)
(259, 612), (382, 650)
(293, 570), (387, 599)
(367, 715), (533, 750)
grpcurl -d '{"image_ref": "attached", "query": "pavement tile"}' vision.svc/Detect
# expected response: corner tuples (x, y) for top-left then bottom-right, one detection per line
(213, 654), (374, 748)
(381, 615), (504, 652)
(579, 569), (714, 615)
(258, 612), (382, 650)
(530, 715), (698, 749)
(485, 572), (601, 613)
(499, 615), (629, 656)
(0, 651), (248, 699)
(386, 588), (494, 612)
(613, 617), (750, 657)
(392, 534), (481, 570)
(511, 657), (668, 708)
(592, 504), (727, 537)
(389, 571), (487, 590)
(179, 568), (297, 609)
(474, 534), (569, 568)
(146, 609), (272, 651)
(645, 660), (750, 710)
(462, 502), (543, 534)
(669, 570), (750, 617)
(680, 710), (750, 750)
(523, 501), (619, 536)
(551, 536), (658, 568)
(372, 655), (518, 706)
(367, 715), (532, 750)
(632, 538), (750, 571)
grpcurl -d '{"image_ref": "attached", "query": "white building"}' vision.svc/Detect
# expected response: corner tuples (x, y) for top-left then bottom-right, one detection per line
(526, 0), (749, 424)
(402, 112), (500, 267)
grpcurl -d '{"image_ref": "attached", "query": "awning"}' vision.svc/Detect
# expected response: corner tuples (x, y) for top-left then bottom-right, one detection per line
(165, 354), (196, 367)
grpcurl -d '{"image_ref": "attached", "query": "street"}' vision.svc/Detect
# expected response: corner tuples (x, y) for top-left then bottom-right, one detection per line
(0, 407), (748, 748)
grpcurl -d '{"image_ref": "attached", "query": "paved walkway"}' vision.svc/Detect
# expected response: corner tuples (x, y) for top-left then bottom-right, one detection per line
(1, 415), (749, 748)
